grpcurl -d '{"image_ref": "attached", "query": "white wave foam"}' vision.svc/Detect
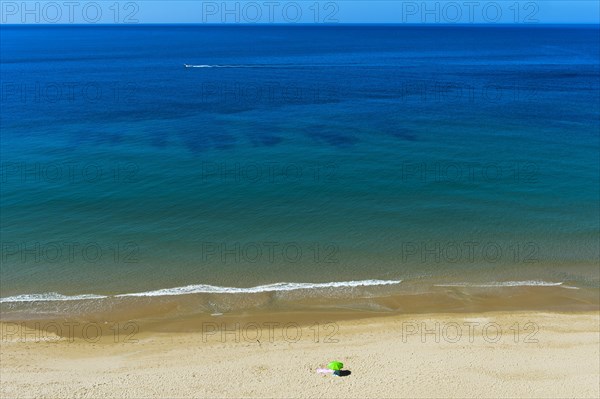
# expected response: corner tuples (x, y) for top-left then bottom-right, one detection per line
(183, 64), (374, 69)
(0, 293), (107, 303)
(0, 280), (402, 303)
(434, 281), (566, 288)
(184, 64), (262, 68)
(116, 279), (402, 297)
(185, 64), (214, 68)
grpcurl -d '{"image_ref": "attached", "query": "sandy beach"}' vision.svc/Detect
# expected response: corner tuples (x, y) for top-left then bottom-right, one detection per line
(1, 311), (598, 398)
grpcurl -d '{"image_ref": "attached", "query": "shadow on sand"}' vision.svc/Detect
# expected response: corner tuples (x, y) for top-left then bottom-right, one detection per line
(334, 370), (352, 377)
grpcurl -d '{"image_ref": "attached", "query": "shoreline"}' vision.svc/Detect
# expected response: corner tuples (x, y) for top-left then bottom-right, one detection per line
(2, 310), (599, 398)
(1, 284), (598, 337)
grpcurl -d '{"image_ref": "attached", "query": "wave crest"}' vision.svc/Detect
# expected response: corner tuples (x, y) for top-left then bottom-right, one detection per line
(0, 279), (402, 303)
(0, 293), (107, 303)
(434, 280), (567, 288)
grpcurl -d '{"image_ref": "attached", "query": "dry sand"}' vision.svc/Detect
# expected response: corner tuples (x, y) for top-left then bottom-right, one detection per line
(1, 311), (599, 398)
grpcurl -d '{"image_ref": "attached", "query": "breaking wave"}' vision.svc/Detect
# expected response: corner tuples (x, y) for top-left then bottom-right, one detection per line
(0, 279), (402, 303)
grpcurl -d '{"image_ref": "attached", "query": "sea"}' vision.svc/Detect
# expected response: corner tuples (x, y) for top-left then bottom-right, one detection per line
(1, 25), (599, 321)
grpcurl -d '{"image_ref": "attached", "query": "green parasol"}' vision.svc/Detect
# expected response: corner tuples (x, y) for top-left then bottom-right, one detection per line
(327, 361), (344, 371)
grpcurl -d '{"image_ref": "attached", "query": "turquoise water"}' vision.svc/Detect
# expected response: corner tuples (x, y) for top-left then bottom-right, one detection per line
(0, 26), (598, 310)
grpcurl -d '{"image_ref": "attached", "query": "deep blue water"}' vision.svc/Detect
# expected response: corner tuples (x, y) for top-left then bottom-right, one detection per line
(1, 25), (599, 302)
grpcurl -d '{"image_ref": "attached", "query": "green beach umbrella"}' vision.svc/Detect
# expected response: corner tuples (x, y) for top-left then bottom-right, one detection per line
(327, 361), (344, 371)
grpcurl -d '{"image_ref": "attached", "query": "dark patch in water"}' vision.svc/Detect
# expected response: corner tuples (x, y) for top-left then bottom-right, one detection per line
(67, 130), (124, 148)
(253, 134), (283, 147)
(106, 133), (123, 144)
(150, 133), (168, 148)
(181, 132), (210, 153)
(179, 128), (237, 152)
(306, 125), (359, 147)
(389, 129), (418, 141)
(209, 132), (236, 149)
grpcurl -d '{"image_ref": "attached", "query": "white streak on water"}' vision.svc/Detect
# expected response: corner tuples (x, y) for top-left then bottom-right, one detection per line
(0, 280), (403, 303)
